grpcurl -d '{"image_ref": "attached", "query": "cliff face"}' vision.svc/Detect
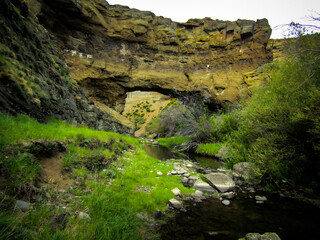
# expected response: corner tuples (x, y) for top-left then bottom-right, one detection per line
(0, 0), (131, 134)
(32, 0), (272, 112)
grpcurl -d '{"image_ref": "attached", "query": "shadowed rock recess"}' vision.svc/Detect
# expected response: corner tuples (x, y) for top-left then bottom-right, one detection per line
(1, 0), (272, 133)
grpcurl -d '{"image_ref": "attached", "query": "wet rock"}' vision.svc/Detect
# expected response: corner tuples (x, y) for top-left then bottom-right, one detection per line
(255, 195), (267, 201)
(191, 190), (206, 202)
(239, 232), (281, 240)
(217, 168), (231, 174)
(169, 199), (183, 209)
(221, 192), (235, 199)
(15, 200), (31, 212)
(222, 199), (231, 206)
(78, 212), (91, 220)
(207, 231), (219, 236)
(193, 179), (216, 193)
(171, 188), (181, 197)
(204, 172), (235, 193)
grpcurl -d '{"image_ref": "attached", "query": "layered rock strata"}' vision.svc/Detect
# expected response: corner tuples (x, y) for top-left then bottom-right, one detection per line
(31, 0), (272, 112)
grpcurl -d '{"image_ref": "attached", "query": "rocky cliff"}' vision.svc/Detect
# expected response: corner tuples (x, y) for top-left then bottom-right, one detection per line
(0, 0), (131, 133)
(30, 0), (272, 112)
(1, 0), (273, 135)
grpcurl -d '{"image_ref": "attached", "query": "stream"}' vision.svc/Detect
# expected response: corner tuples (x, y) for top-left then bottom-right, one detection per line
(144, 143), (320, 240)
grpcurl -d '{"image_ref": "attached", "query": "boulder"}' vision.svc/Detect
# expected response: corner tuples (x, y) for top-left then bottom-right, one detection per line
(193, 179), (216, 193)
(204, 173), (235, 193)
(233, 162), (257, 180)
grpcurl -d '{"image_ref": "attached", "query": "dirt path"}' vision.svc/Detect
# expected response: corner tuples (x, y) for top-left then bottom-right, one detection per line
(41, 153), (72, 189)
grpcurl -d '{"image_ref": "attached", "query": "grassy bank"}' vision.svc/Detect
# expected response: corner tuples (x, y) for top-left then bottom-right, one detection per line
(0, 114), (193, 239)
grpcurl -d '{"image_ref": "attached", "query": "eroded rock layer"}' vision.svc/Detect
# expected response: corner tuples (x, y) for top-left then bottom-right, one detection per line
(0, 0), (131, 134)
(31, 0), (272, 111)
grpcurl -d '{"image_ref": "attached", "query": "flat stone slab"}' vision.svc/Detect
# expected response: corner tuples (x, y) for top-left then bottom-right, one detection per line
(193, 179), (216, 193)
(204, 172), (235, 193)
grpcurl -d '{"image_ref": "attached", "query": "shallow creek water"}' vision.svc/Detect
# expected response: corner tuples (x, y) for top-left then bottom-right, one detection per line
(144, 143), (320, 240)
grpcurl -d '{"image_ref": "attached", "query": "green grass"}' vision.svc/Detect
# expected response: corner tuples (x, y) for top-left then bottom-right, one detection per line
(195, 143), (222, 156)
(157, 136), (189, 148)
(0, 114), (139, 148)
(0, 113), (195, 239)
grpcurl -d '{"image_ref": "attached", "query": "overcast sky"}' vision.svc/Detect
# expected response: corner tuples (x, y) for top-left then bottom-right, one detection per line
(106, 0), (320, 39)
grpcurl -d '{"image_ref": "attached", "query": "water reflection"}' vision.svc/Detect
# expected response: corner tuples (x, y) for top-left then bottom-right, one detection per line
(144, 143), (185, 160)
(143, 143), (320, 240)
(160, 192), (320, 240)
(144, 143), (221, 169)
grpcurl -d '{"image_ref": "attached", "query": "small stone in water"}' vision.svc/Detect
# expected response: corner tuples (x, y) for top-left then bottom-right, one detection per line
(221, 192), (235, 199)
(255, 195), (267, 201)
(222, 199), (231, 206)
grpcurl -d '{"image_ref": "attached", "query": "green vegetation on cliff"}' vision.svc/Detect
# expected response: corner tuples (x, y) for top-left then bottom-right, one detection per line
(152, 33), (320, 191)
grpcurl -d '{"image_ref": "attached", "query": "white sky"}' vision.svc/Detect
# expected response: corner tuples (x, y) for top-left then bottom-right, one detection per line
(106, 0), (320, 39)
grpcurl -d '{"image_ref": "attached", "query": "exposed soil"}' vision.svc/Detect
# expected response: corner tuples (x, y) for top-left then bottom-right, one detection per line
(41, 153), (72, 189)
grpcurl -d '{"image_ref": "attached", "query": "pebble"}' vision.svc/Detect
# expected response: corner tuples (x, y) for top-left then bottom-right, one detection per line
(157, 171), (163, 176)
(16, 200), (31, 212)
(169, 199), (183, 209)
(222, 199), (231, 206)
(78, 212), (91, 220)
(171, 188), (182, 197)
(221, 192), (235, 200)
